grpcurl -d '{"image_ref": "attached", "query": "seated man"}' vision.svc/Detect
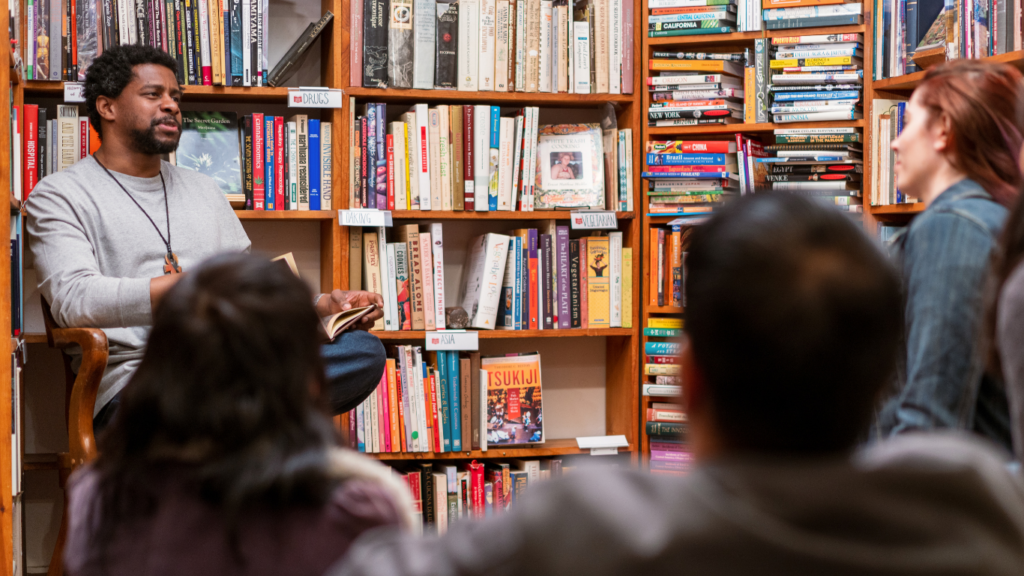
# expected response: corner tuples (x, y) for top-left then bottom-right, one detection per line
(25, 44), (386, 427)
(335, 194), (1024, 576)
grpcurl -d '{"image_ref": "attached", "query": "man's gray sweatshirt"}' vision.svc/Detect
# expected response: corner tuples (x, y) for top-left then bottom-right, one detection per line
(26, 156), (250, 414)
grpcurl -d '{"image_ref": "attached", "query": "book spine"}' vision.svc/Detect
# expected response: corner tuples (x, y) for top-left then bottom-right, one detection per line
(321, 122), (332, 210)
(363, 0), (388, 87)
(366, 107), (378, 209)
(434, 1), (459, 88)
(497, 118), (514, 210)
(296, 115), (309, 210)
(538, 0), (552, 91)
(385, 0), (413, 87)
(541, 234), (553, 329)
(515, 0), (527, 90)
(275, 117), (285, 210)
(419, 233), (437, 331)
(480, 0), (496, 90)
(415, 104), (432, 210)
(436, 353), (451, 452)
(413, 0), (436, 89)
(241, 115), (253, 208)
(451, 108), (465, 210)
(23, 106), (38, 199)
(252, 112), (265, 209)
(556, 227), (570, 328)
(473, 105), (490, 211)
(50, 0), (61, 79)
(386, 133), (396, 210)
(197, 0), (212, 84)
(438, 106), (453, 210)
(286, 122), (297, 210)
(184, 0), (197, 83)
(264, 116), (274, 210)
(429, 223), (447, 329)
(487, 106), (500, 210)
(351, 0), (364, 86)
(527, 229), (539, 329)
(464, 105), (476, 210)
(569, 239), (580, 327)
(525, 0), (541, 91)
(460, 357), (472, 450)
(495, 0), (510, 91)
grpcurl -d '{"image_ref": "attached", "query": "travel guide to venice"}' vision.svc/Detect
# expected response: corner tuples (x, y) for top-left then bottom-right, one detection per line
(482, 353), (544, 446)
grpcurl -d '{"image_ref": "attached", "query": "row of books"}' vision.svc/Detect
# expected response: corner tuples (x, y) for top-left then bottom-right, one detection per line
(646, 52), (745, 127)
(349, 104), (633, 212)
(647, 0), (862, 38)
(872, 0), (1020, 79)
(751, 128), (864, 208)
(765, 34), (865, 124)
(21, 0), (330, 86)
(355, 223), (633, 332)
(642, 140), (739, 218)
(384, 458), (563, 531)
(351, 0), (634, 94)
(646, 420), (690, 475)
(648, 225), (690, 308)
(16, 104), (98, 200)
(869, 100), (918, 205)
(352, 349), (545, 454)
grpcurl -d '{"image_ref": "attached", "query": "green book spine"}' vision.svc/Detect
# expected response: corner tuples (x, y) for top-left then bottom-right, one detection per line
(649, 26), (733, 37)
(646, 421), (687, 437)
(644, 328), (682, 337)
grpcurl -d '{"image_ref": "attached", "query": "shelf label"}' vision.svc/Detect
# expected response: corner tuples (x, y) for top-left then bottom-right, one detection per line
(570, 210), (618, 230)
(338, 209), (393, 227)
(425, 330), (479, 351)
(576, 435), (629, 456)
(64, 82), (85, 103)
(288, 87), (344, 108)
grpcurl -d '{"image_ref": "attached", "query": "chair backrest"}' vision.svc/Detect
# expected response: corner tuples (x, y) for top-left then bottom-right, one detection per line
(41, 296), (78, 409)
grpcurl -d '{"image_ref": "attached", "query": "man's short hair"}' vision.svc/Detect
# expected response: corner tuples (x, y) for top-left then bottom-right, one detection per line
(685, 193), (902, 454)
(84, 45), (179, 138)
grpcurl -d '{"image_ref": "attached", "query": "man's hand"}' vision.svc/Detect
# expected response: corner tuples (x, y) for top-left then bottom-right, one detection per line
(315, 290), (385, 330)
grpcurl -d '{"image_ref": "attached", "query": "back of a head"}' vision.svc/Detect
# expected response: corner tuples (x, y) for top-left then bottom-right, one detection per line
(685, 194), (902, 454)
(916, 59), (1024, 208)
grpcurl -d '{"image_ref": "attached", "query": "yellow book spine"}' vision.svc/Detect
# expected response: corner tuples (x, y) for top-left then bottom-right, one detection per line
(744, 66), (755, 123)
(645, 364), (682, 376)
(648, 318), (683, 329)
(586, 236), (611, 328)
(622, 248), (632, 329)
(770, 56), (858, 68)
(649, 59), (726, 72)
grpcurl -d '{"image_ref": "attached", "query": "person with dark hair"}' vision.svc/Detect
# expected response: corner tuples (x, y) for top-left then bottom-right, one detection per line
(333, 194), (1024, 576)
(25, 44), (386, 427)
(876, 60), (1024, 450)
(63, 253), (414, 576)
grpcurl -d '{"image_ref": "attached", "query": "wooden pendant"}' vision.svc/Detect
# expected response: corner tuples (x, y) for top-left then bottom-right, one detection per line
(164, 252), (183, 275)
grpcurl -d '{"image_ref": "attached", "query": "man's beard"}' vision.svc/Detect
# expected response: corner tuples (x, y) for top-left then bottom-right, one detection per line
(129, 117), (180, 155)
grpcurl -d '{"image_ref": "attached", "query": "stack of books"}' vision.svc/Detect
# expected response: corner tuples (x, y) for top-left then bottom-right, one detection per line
(869, 100), (918, 206)
(643, 140), (739, 217)
(354, 224), (633, 332)
(768, 33), (865, 123)
(352, 108), (632, 212)
(648, 0), (738, 37)
(752, 127), (864, 210)
(647, 53), (745, 127)
(642, 319), (682, 397)
(389, 458), (564, 532)
(352, 0), (634, 94)
(646, 403), (690, 475)
(763, 1), (863, 30)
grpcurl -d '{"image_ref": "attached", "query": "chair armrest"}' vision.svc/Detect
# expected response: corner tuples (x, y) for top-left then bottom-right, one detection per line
(51, 327), (108, 466)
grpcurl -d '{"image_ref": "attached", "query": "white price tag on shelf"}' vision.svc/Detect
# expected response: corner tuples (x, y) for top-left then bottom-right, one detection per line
(338, 210), (393, 227)
(576, 435), (629, 456)
(64, 82), (85, 103)
(570, 210), (618, 230)
(287, 87), (344, 108)
(425, 330), (479, 351)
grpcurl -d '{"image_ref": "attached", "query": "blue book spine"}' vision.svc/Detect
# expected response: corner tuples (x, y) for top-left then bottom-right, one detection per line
(366, 106), (377, 209)
(308, 119), (321, 211)
(772, 91), (861, 101)
(645, 153), (728, 165)
(224, 11), (231, 80)
(376, 103), (387, 209)
(265, 116), (275, 210)
(642, 171), (735, 178)
(230, 0), (243, 85)
(513, 237), (522, 330)
(437, 351), (451, 452)
(646, 342), (681, 355)
(448, 351), (461, 450)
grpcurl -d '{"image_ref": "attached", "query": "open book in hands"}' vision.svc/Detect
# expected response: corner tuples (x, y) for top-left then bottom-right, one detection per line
(273, 253), (377, 341)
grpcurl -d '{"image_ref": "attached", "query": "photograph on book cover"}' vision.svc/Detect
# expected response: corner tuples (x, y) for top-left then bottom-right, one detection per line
(533, 123), (605, 209)
(483, 353), (544, 445)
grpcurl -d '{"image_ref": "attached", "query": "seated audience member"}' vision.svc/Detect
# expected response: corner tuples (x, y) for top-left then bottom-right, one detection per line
(64, 253), (414, 576)
(994, 187), (1024, 460)
(24, 44), (386, 429)
(876, 60), (1024, 449)
(334, 194), (1024, 576)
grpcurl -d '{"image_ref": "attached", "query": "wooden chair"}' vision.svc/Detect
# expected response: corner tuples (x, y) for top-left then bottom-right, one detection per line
(40, 296), (108, 576)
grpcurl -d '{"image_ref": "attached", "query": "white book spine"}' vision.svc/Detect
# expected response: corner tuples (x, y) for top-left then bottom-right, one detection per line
(625, 129), (633, 211)
(474, 105), (491, 211)
(458, 0), (480, 90)
(415, 348), (430, 452)
(550, 4), (559, 93)
(573, 21), (591, 94)
(118, 0), (130, 45)
(479, 370), (488, 451)
(286, 122), (297, 210)
(386, 244), (401, 338)
(609, 231), (622, 327)
(497, 118), (515, 210)
(241, 0), (251, 85)
(526, 107), (540, 211)
(474, 234), (511, 329)
(393, 123), (408, 211)
(370, 388), (380, 453)
(515, 0), (527, 91)
(428, 108), (443, 211)
(609, 0), (621, 94)
(495, 0), (510, 91)
(127, 0), (138, 45)
(404, 347), (421, 452)
(419, 233), (437, 331)
(402, 113), (420, 209)
(378, 226), (396, 330)
(415, 104), (432, 210)
(11, 109), (20, 200)
(429, 223), (447, 329)
(438, 107), (453, 210)
(413, 0), (437, 90)
(567, 0), (574, 89)
(510, 115), (524, 210)
(321, 123), (333, 210)
(539, 1), (552, 92)
(197, 0), (213, 75)
(480, 0), (497, 91)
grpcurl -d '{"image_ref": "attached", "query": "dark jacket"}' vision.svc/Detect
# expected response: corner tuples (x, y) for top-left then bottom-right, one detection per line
(65, 448), (414, 576)
(335, 434), (1024, 576)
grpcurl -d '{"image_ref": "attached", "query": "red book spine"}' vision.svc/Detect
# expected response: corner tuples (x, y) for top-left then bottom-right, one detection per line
(463, 105), (474, 210)
(377, 376), (391, 453)
(79, 118), (88, 159)
(646, 355), (680, 364)
(646, 165), (733, 172)
(275, 116), (285, 210)
(469, 461), (485, 518)
(406, 472), (422, 514)
(528, 238), (539, 330)
(430, 372), (442, 453)
(252, 113), (265, 210)
(361, 117), (369, 208)
(348, 407), (358, 449)
(386, 134), (396, 210)
(23, 104), (38, 198)
(423, 369), (436, 453)
(647, 141), (737, 154)
(395, 364), (408, 452)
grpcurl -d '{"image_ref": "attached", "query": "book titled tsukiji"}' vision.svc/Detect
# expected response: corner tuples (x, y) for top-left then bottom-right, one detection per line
(482, 352), (544, 446)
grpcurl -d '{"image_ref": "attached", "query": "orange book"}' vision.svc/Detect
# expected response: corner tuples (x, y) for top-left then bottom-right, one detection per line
(423, 363), (436, 452)
(744, 67), (756, 123)
(669, 227), (682, 308)
(651, 5), (731, 13)
(430, 371), (443, 453)
(649, 228), (660, 306)
(386, 359), (403, 452)
(648, 60), (743, 77)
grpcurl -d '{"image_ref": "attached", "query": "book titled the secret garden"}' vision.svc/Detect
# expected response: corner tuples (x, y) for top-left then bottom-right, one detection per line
(533, 123), (605, 209)
(176, 111), (242, 194)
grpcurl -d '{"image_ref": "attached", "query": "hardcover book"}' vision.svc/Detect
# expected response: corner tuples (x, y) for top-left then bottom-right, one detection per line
(363, 0), (389, 87)
(482, 353), (544, 445)
(435, 0), (459, 88)
(177, 111), (241, 194)
(459, 233), (511, 329)
(533, 123), (605, 209)
(586, 235), (610, 327)
(388, 0), (414, 87)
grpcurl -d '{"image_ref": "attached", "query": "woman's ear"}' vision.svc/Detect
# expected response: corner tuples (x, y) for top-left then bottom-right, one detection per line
(933, 112), (953, 153)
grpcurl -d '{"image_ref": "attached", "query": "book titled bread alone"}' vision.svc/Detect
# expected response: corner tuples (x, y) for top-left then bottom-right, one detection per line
(533, 123), (605, 209)
(272, 253), (377, 340)
(482, 353), (544, 445)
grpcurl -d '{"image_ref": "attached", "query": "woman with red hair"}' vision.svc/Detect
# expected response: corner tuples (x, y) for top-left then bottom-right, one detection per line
(877, 59), (1024, 450)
